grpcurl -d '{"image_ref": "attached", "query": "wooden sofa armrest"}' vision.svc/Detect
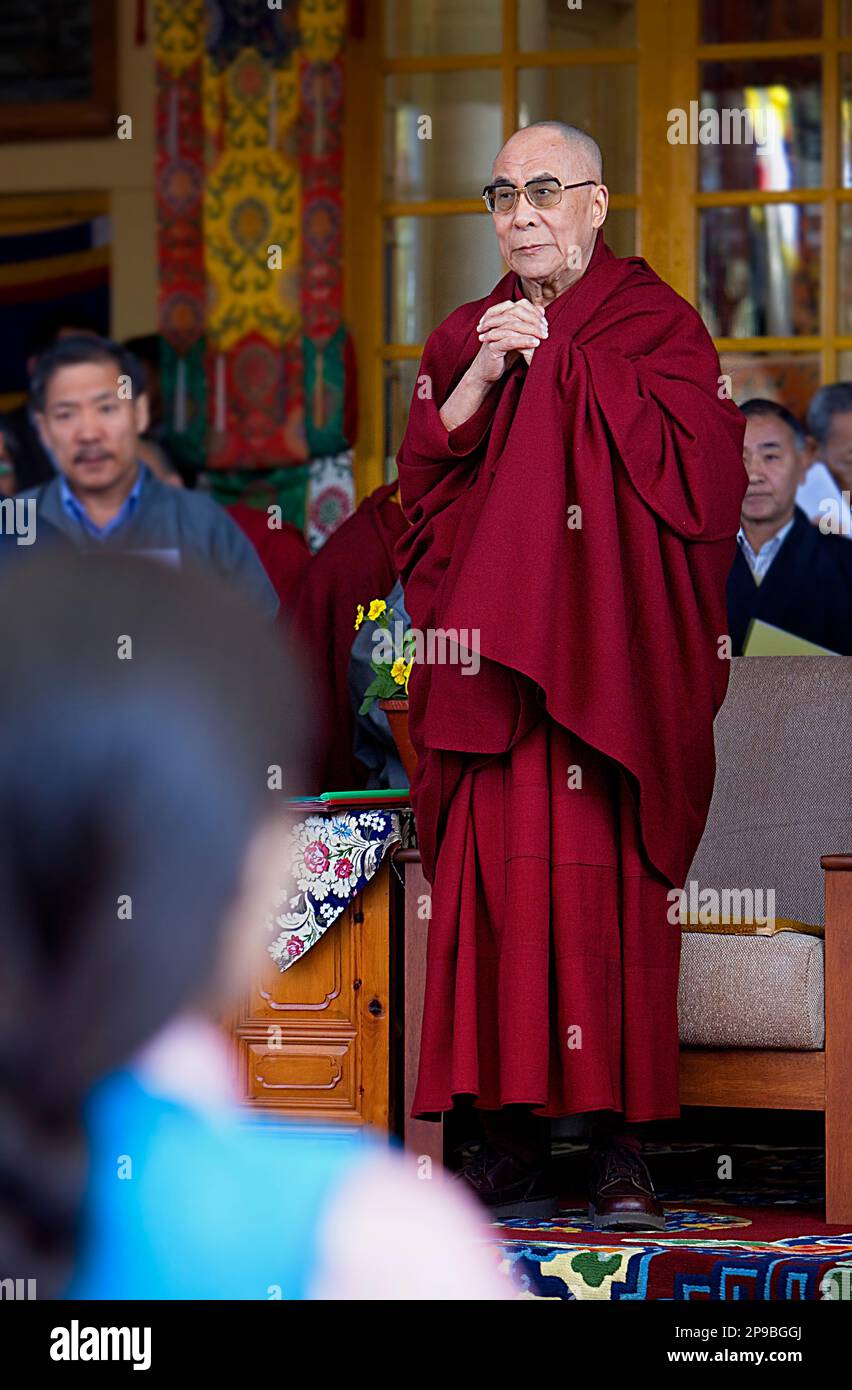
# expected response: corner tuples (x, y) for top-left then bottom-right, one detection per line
(821, 854), (852, 1222)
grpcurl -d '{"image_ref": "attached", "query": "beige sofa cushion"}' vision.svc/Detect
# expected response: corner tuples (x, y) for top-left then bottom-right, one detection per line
(678, 931), (824, 1050)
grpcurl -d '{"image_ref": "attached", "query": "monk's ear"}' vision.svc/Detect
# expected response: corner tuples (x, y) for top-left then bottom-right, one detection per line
(804, 433), (819, 466)
(592, 184), (609, 229)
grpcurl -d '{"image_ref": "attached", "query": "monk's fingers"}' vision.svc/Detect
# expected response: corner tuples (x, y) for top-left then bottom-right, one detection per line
(478, 329), (542, 352)
(477, 304), (545, 332)
(477, 301), (547, 335)
(476, 300), (515, 327)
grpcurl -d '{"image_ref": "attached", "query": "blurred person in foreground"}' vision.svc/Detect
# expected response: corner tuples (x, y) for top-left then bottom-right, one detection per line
(20, 335), (277, 618)
(0, 554), (510, 1300)
(728, 398), (852, 655)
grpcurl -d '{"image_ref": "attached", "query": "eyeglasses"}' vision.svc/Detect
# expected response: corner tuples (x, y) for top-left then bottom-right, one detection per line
(482, 178), (597, 214)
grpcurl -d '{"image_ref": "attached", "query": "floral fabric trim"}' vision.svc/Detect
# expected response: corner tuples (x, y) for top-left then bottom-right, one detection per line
(267, 810), (402, 970)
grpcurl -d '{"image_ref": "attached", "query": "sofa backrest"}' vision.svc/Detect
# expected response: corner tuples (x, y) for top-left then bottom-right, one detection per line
(686, 657), (852, 927)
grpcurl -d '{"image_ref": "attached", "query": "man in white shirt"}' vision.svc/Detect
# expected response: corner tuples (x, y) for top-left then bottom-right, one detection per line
(796, 382), (852, 535)
(728, 398), (852, 654)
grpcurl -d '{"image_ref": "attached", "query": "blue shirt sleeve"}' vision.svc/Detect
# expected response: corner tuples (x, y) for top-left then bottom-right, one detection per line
(65, 1070), (377, 1300)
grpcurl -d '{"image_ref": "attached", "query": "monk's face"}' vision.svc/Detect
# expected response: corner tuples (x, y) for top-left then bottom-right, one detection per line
(488, 128), (608, 295)
(741, 414), (809, 530)
(821, 409), (852, 493)
(36, 358), (148, 498)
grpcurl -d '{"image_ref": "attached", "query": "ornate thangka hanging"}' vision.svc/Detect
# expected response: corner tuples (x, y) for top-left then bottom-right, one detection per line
(156, 0), (207, 474)
(154, 0), (351, 475)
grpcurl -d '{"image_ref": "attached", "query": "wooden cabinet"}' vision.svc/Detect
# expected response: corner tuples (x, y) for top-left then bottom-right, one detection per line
(230, 863), (395, 1128)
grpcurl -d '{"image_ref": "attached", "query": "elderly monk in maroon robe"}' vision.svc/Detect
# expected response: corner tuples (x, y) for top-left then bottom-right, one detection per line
(395, 122), (747, 1227)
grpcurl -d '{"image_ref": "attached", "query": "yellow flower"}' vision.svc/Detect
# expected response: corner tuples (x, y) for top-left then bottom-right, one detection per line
(403, 659), (414, 693)
(391, 657), (408, 685)
(368, 599), (387, 621)
(354, 603), (364, 631)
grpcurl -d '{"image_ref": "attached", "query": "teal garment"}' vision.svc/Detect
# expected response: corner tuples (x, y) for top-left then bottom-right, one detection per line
(64, 1070), (375, 1300)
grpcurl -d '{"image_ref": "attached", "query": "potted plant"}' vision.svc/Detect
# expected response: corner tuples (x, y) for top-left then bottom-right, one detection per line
(355, 599), (418, 780)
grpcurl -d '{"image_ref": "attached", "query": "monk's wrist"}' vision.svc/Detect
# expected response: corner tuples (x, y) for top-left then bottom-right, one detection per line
(463, 359), (496, 395)
(439, 370), (492, 432)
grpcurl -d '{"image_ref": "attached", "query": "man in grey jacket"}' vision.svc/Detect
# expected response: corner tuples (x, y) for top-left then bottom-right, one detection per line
(21, 335), (277, 619)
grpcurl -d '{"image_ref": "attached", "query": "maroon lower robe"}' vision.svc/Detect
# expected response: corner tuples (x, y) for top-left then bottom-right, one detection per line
(286, 481), (409, 791)
(395, 230), (748, 1121)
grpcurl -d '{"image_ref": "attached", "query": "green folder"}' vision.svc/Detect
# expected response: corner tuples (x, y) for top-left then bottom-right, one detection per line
(319, 789), (409, 801)
(742, 619), (838, 657)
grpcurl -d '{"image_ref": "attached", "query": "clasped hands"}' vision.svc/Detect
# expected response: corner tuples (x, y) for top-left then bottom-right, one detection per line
(473, 299), (549, 383)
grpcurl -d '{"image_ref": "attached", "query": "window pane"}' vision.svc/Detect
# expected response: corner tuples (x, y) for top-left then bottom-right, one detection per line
(838, 206), (852, 335)
(602, 208), (636, 258)
(518, 65), (637, 194)
(384, 214), (505, 344)
(699, 204), (821, 337)
(698, 59), (821, 192)
(701, 0), (822, 43)
(384, 72), (502, 202)
(720, 351), (820, 420)
(519, 0), (636, 51)
(842, 0), (852, 36)
(840, 57), (852, 187)
(384, 0), (501, 57)
(384, 359), (421, 480)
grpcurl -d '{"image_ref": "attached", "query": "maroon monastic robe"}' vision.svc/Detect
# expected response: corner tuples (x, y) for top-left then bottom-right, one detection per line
(226, 503), (310, 609)
(286, 482), (408, 791)
(395, 231), (747, 1120)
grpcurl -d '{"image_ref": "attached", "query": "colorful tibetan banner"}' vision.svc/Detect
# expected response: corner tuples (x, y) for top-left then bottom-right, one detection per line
(155, 0), (350, 478)
(155, 0), (207, 473)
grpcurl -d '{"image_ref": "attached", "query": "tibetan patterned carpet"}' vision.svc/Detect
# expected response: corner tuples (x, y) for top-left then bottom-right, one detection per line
(488, 1145), (852, 1301)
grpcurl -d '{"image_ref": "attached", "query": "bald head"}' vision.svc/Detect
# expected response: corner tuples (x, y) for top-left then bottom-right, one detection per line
(485, 120), (609, 301)
(494, 122), (603, 183)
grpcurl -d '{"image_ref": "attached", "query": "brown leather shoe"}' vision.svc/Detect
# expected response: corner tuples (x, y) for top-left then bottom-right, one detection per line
(587, 1141), (666, 1231)
(452, 1143), (559, 1219)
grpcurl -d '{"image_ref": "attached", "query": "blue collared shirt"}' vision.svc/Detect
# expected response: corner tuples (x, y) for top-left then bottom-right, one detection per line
(736, 516), (795, 585)
(60, 466), (145, 541)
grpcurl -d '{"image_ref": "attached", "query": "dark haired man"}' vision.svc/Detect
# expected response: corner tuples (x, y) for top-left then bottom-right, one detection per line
(0, 309), (104, 491)
(21, 336), (277, 617)
(728, 397), (852, 654)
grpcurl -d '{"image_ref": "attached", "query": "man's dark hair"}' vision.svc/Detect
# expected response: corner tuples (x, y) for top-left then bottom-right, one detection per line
(29, 335), (147, 414)
(739, 397), (806, 450)
(25, 307), (103, 361)
(123, 333), (161, 370)
(806, 382), (852, 448)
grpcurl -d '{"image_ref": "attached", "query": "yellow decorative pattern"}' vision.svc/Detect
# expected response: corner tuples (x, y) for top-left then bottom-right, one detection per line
(299, 0), (346, 63)
(155, 0), (205, 77)
(203, 50), (301, 353)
